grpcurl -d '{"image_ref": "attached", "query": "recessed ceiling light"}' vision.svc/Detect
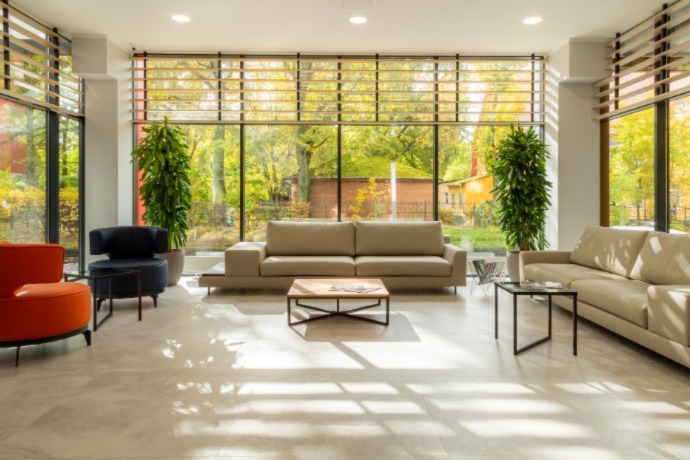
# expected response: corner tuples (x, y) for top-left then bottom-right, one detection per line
(523, 16), (542, 25)
(349, 16), (367, 24)
(172, 15), (191, 23)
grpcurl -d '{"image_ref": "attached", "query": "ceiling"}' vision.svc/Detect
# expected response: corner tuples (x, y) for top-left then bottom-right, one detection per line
(13, 0), (668, 56)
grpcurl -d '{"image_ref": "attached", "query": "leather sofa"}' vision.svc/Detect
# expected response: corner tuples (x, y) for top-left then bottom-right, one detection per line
(520, 225), (690, 368)
(199, 220), (466, 291)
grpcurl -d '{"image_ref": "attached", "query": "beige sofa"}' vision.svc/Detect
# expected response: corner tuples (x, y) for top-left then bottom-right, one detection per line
(199, 220), (467, 291)
(520, 225), (690, 368)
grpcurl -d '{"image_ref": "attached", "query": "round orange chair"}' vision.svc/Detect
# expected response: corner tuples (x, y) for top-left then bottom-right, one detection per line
(0, 243), (92, 366)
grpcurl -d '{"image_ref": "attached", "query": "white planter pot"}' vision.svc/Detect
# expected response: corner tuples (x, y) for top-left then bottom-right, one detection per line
(506, 250), (520, 282)
(156, 249), (185, 286)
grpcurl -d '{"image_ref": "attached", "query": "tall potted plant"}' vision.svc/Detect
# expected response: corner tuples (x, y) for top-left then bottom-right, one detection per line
(491, 123), (552, 281)
(131, 117), (192, 286)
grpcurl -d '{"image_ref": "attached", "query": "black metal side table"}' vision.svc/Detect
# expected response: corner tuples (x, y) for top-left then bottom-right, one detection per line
(494, 281), (578, 355)
(63, 269), (142, 331)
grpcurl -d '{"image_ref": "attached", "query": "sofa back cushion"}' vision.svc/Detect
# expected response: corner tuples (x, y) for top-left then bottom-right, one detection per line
(266, 221), (355, 256)
(569, 225), (649, 277)
(630, 232), (690, 285)
(355, 221), (444, 256)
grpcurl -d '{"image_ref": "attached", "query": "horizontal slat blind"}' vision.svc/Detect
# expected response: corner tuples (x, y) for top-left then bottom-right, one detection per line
(595, 0), (690, 120)
(132, 54), (545, 125)
(0, 2), (83, 116)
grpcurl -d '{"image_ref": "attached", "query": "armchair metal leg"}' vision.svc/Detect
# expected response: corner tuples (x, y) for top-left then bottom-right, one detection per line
(153, 294), (158, 308)
(83, 330), (92, 346)
(15, 346), (20, 367)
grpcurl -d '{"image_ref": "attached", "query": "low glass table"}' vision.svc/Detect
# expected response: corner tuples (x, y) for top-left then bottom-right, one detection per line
(63, 269), (141, 331)
(494, 281), (578, 355)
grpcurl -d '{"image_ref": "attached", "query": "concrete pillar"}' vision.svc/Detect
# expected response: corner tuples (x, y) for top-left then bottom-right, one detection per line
(545, 40), (609, 250)
(72, 36), (132, 262)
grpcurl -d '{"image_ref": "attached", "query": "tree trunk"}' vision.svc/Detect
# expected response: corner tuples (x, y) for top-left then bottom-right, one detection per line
(211, 124), (225, 204)
(60, 127), (69, 178)
(25, 107), (37, 186)
(295, 126), (312, 203)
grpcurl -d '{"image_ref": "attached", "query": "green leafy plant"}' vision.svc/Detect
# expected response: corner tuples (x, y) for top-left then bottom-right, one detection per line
(491, 123), (552, 251)
(131, 117), (192, 251)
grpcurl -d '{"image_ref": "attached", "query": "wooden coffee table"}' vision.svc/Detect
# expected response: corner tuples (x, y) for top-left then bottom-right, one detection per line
(287, 278), (390, 326)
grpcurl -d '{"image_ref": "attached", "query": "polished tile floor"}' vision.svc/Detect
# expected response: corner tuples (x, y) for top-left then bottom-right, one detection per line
(1, 279), (689, 459)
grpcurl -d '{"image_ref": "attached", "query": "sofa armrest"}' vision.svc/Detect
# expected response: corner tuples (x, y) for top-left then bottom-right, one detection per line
(225, 242), (267, 277)
(519, 250), (572, 278)
(443, 244), (467, 279)
(648, 285), (690, 346)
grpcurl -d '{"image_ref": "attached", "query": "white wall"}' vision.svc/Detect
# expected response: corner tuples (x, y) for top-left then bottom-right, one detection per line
(74, 37), (132, 262)
(556, 83), (601, 249)
(545, 40), (608, 250)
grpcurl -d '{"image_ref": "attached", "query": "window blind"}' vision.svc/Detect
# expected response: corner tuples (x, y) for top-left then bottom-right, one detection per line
(595, 0), (690, 120)
(0, 2), (83, 116)
(132, 54), (546, 125)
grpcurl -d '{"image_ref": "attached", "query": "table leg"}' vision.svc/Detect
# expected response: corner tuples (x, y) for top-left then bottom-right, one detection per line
(108, 276), (113, 319)
(386, 297), (390, 325)
(573, 293), (578, 356)
(494, 283), (499, 339)
(548, 295), (553, 339)
(137, 271), (142, 321)
(287, 298), (291, 325)
(513, 293), (518, 354)
(93, 278), (99, 332)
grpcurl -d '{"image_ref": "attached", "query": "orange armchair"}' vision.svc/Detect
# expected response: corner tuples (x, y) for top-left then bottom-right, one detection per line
(0, 243), (92, 366)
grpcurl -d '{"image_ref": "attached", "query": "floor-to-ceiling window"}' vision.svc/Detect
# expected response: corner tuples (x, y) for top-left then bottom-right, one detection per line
(599, 2), (690, 232)
(0, 99), (46, 243)
(133, 54), (545, 255)
(0, 2), (84, 267)
(608, 107), (655, 228)
(669, 94), (690, 233)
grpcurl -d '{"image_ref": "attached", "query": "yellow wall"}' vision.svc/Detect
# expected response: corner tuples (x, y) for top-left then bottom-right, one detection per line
(461, 175), (494, 208)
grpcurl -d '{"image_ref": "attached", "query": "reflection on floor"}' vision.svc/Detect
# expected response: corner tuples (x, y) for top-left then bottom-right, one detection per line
(1, 278), (689, 459)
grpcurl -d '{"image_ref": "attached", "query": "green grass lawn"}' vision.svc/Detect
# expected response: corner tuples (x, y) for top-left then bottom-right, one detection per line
(444, 226), (506, 254)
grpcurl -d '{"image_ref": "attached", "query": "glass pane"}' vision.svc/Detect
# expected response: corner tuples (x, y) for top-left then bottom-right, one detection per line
(245, 125), (337, 241)
(437, 125), (508, 255)
(182, 125), (241, 253)
(341, 125), (433, 221)
(670, 96), (690, 233)
(0, 99), (47, 243)
(608, 107), (655, 228)
(59, 116), (80, 268)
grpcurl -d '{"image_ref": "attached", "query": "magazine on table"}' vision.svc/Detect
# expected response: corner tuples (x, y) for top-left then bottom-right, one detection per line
(519, 280), (562, 290)
(329, 283), (380, 294)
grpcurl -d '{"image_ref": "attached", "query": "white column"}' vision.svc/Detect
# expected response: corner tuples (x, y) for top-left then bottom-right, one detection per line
(545, 40), (609, 250)
(73, 36), (132, 263)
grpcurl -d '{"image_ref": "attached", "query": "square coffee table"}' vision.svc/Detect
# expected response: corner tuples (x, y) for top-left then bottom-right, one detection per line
(494, 281), (578, 355)
(287, 278), (390, 326)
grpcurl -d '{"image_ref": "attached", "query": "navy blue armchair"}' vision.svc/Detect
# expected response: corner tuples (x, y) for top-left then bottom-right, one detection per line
(88, 226), (169, 307)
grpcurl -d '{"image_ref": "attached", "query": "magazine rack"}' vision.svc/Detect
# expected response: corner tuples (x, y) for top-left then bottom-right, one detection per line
(470, 259), (505, 295)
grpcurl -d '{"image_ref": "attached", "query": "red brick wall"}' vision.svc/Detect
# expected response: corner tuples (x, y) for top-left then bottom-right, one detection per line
(291, 178), (434, 219)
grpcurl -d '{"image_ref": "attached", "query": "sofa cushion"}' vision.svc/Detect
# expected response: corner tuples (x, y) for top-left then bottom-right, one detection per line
(647, 285), (690, 346)
(570, 278), (649, 327)
(523, 263), (626, 288)
(260, 256), (355, 277)
(569, 225), (649, 277)
(265, 221), (355, 256)
(355, 256), (451, 277)
(355, 221), (444, 256)
(629, 232), (690, 285)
